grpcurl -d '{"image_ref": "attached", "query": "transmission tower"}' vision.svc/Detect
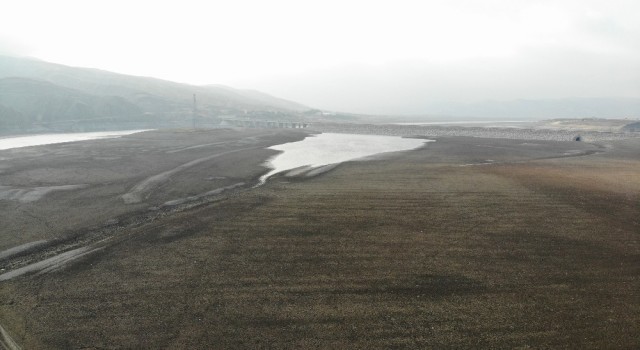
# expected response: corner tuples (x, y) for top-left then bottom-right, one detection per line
(192, 94), (197, 129)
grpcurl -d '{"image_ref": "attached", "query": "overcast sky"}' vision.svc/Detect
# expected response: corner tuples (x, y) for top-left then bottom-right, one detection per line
(2, 0), (639, 114)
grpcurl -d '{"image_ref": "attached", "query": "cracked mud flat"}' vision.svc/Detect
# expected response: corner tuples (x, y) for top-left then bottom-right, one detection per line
(0, 130), (639, 349)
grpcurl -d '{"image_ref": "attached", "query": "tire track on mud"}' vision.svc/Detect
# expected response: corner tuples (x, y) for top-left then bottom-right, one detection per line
(0, 323), (21, 350)
(0, 181), (253, 282)
(459, 148), (603, 167)
(122, 146), (263, 204)
(0, 143), (272, 281)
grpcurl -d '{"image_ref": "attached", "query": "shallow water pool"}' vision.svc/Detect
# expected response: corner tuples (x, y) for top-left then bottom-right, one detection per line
(260, 133), (432, 183)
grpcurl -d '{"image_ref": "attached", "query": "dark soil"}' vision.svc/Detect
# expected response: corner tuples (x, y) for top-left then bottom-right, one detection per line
(0, 131), (638, 349)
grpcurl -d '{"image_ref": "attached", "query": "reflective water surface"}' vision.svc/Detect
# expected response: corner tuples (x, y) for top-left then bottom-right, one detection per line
(0, 130), (150, 151)
(260, 133), (432, 183)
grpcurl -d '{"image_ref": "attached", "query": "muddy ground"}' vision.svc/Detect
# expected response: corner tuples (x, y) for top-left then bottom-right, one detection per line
(0, 129), (638, 349)
(0, 129), (308, 252)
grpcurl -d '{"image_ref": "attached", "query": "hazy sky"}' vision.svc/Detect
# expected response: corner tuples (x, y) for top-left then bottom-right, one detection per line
(2, 0), (639, 114)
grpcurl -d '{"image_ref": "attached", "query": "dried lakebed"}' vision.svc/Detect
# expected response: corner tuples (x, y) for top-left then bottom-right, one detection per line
(0, 129), (305, 277)
(0, 130), (430, 281)
(0, 129), (638, 349)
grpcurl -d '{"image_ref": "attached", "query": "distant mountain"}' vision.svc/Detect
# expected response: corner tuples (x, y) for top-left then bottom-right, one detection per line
(424, 98), (640, 120)
(0, 77), (141, 123)
(0, 55), (310, 132)
(623, 121), (640, 132)
(0, 103), (24, 128)
(203, 85), (308, 112)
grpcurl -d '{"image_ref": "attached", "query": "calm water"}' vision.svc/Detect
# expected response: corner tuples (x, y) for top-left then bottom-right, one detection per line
(260, 133), (432, 183)
(0, 130), (150, 151)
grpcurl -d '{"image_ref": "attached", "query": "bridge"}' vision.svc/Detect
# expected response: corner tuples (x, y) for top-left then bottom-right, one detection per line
(219, 119), (309, 129)
(12, 117), (311, 133)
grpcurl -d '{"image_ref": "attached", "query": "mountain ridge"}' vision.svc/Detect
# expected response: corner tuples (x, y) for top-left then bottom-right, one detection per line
(0, 55), (310, 132)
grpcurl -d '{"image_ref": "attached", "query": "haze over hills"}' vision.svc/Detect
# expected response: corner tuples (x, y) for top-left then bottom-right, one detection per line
(2, 0), (640, 129)
(1, 54), (639, 134)
(0, 77), (142, 124)
(0, 55), (310, 132)
(403, 98), (640, 121)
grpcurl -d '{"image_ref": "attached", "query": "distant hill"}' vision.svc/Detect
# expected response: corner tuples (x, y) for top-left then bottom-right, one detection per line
(0, 103), (24, 128)
(0, 55), (310, 132)
(622, 121), (640, 132)
(422, 98), (640, 120)
(203, 85), (308, 112)
(0, 77), (142, 123)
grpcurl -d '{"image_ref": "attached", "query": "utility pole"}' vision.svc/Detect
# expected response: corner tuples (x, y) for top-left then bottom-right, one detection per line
(192, 93), (197, 129)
